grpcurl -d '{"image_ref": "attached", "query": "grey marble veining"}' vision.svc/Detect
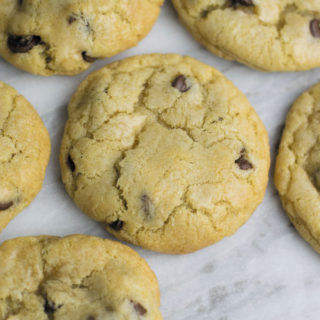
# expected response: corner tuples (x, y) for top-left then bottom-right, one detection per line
(1, 2), (320, 319)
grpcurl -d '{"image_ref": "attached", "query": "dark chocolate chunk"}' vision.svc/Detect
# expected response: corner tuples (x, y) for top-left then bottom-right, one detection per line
(109, 219), (123, 231)
(310, 19), (320, 38)
(232, 0), (254, 6)
(7, 35), (42, 53)
(82, 52), (98, 63)
(45, 56), (52, 64)
(235, 154), (253, 170)
(0, 201), (13, 211)
(44, 299), (62, 315)
(67, 154), (75, 172)
(68, 15), (77, 24)
(172, 75), (190, 93)
(131, 301), (147, 316)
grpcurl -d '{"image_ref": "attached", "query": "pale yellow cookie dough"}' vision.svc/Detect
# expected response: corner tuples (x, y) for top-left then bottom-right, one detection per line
(172, 0), (320, 71)
(0, 0), (163, 75)
(0, 81), (50, 232)
(0, 234), (162, 320)
(60, 54), (270, 254)
(275, 82), (320, 253)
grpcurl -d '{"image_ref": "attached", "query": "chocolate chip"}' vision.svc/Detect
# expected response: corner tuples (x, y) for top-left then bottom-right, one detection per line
(45, 56), (52, 64)
(141, 194), (154, 218)
(108, 219), (123, 231)
(82, 52), (98, 63)
(44, 299), (62, 315)
(131, 301), (147, 316)
(231, 0), (254, 6)
(68, 15), (77, 24)
(310, 19), (320, 38)
(0, 201), (13, 211)
(87, 316), (96, 320)
(7, 35), (42, 53)
(172, 75), (190, 93)
(235, 154), (253, 170)
(18, 0), (23, 5)
(67, 154), (75, 172)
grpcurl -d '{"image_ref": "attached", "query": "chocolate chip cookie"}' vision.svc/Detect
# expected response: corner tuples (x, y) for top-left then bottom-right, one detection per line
(0, 0), (163, 75)
(0, 81), (50, 232)
(172, 0), (320, 71)
(0, 234), (162, 319)
(275, 82), (320, 253)
(60, 54), (270, 254)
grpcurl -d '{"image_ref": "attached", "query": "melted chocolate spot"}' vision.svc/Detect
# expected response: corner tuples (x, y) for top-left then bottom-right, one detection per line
(7, 35), (42, 53)
(310, 19), (320, 38)
(82, 52), (98, 63)
(131, 301), (147, 316)
(67, 154), (75, 172)
(141, 194), (154, 218)
(172, 75), (190, 93)
(235, 154), (253, 170)
(0, 201), (13, 211)
(109, 219), (123, 231)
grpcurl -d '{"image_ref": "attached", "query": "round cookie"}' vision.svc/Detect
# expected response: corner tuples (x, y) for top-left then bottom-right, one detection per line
(0, 0), (163, 76)
(275, 82), (320, 254)
(0, 234), (162, 319)
(60, 54), (270, 254)
(0, 81), (50, 232)
(172, 0), (320, 72)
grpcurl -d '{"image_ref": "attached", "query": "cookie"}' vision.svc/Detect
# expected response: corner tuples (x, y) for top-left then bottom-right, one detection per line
(172, 0), (320, 72)
(0, 234), (162, 319)
(0, 81), (50, 232)
(275, 82), (320, 253)
(0, 0), (163, 76)
(60, 54), (270, 254)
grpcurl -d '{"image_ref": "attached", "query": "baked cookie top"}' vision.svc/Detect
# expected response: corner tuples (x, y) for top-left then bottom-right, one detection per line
(60, 54), (270, 254)
(172, 0), (320, 71)
(275, 82), (320, 253)
(0, 0), (163, 76)
(0, 235), (162, 320)
(0, 81), (50, 232)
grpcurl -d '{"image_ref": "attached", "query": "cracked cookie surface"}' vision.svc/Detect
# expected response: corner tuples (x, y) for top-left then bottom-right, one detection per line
(0, 81), (50, 232)
(0, 0), (163, 76)
(0, 234), (162, 320)
(275, 82), (320, 253)
(172, 0), (320, 71)
(60, 54), (270, 254)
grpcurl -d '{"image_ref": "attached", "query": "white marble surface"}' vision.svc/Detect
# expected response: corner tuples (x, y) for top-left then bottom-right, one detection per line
(1, 2), (320, 319)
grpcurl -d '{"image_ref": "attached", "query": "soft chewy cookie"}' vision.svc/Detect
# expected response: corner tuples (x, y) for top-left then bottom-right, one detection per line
(60, 54), (270, 254)
(172, 0), (320, 72)
(0, 81), (50, 232)
(0, 0), (163, 76)
(275, 83), (320, 253)
(0, 235), (162, 320)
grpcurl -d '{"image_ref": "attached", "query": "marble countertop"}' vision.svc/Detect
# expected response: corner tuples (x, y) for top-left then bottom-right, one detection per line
(1, 2), (320, 319)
